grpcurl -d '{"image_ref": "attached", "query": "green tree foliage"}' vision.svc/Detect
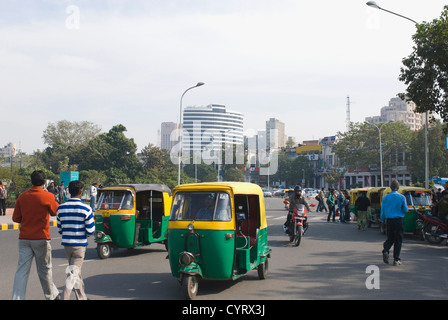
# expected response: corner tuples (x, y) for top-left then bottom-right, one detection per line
(333, 122), (412, 171)
(399, 6), (448, 123)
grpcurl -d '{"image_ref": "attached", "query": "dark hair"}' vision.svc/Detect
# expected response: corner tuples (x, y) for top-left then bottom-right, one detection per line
(390, 180), (400, 191)
(31, 170), (46, 186)
(68, 180), (84, 197)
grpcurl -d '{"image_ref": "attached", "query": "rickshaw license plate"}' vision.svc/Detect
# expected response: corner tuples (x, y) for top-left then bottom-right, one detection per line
(102, 211), (111, 217)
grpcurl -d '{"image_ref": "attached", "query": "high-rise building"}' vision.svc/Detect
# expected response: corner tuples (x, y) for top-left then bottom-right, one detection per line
(160, 122), (179, 151)
(266, 118), (286, 150)
(365, 97), (425, 131)
(182, 104), (244, 154)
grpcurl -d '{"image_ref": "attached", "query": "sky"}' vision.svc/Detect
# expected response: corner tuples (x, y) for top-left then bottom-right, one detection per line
(1, 0), (447, 154)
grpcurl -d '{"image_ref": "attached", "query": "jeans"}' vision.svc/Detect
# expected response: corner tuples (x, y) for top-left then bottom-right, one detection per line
(90, 195), (96, 212)
(383, 218), (404, 261)
(339, 205), (345, 222)
(327, 206), (335, 221)
(12, 239), (59, 300)
(317, 200), (327, 212)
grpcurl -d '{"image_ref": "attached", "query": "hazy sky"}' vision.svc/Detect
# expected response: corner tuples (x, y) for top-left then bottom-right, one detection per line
(1, 0), (446, 154)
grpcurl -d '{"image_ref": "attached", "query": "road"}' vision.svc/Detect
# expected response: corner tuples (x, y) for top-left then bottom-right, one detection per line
(0, 197), (447, 301)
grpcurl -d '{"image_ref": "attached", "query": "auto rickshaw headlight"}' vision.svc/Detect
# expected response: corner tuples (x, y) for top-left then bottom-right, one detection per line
(95, 231), (105, 240)
(188, 224), (194, 232)
(179, 251), (195, 265)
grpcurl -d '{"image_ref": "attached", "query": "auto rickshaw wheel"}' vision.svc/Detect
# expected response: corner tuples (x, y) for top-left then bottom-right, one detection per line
(258, 258), (268, 279)
(182, 275), (199, 300)
(97, 244), (111, 259)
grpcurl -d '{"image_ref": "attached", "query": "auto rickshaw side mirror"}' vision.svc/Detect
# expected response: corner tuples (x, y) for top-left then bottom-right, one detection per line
(237, 212), (246, 226)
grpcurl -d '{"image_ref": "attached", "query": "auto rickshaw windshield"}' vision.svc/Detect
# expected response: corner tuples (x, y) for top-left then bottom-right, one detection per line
(97, 190), (134, 210)
(404, 191), (431, 206)
(170, 191), (232, 221)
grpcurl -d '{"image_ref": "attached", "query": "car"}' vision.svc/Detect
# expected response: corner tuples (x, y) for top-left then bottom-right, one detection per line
(305, 189), (319, 199)
(262, 189), (272, 197)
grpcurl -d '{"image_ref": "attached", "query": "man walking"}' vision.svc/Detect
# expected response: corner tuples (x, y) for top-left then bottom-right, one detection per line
(57, 180), (95, 300)
(12, 170), (60, 300)
(381, 180), (408, 266)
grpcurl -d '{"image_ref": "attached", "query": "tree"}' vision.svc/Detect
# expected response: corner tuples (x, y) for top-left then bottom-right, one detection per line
(333, 122), (412, 171)
(43, 120), (101, 149)
(408, 120), (448, 182)
(78, 125), (142, 180)
(399, 6), (448, 124)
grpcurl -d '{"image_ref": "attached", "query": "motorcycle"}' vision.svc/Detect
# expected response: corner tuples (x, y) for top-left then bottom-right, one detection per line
(420, 212), (448, 244)
(286, 204), (308, 247)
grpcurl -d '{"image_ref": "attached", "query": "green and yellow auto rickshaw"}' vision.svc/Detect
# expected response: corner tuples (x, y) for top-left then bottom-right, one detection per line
(94, 184), (172, 259)
(366, 187), (387, 230)
(382, 186), (431, 235)
(167, 182), (271, 299)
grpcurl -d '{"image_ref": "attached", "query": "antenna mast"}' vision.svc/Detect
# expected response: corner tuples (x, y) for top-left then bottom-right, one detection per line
(346, 95), (351, 131)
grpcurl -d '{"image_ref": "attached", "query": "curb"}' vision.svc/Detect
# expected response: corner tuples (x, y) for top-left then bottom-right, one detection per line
(1, 219), (57, 231)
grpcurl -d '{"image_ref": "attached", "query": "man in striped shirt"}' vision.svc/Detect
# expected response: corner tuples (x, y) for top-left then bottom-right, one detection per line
(57, 180), (95, 300)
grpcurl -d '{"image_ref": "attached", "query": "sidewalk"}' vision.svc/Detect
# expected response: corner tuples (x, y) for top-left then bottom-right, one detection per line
(0, 208), (57, 231)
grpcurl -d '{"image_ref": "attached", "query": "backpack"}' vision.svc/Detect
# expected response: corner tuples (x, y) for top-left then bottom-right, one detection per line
(0, 186), (7, 199)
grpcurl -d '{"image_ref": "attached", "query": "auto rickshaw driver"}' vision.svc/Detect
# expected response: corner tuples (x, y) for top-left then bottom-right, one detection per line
(283, 186), (311, 233)
(195, 193), (218, 220)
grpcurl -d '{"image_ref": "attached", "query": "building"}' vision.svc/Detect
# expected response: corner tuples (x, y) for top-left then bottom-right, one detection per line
(0, 143), (16, 158)
(365, 97), (425, 131)
(266, 118), (286, 150)
(160, 122), (179, 151)
(182, 104), (244, 156)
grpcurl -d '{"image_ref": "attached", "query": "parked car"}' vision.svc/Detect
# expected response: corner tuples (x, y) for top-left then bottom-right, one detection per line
(262, 189), (272, 197)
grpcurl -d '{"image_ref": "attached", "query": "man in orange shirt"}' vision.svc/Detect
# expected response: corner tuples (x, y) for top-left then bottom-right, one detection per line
(12, 170), (60, 300)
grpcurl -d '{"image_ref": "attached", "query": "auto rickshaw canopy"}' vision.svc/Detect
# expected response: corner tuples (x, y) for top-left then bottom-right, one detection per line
(170, 182), (267, 230)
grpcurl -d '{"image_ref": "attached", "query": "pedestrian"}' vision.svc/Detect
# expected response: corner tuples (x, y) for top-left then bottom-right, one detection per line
(326, 188), (336, 222)
(57, 181), (65, 204)
(343, 190), (351, 222)
(89, 183), (98, 212)
(317, 188), (328, 213)
(354, 192), (370, 231)
(47, 182), (58, 200)
(381, 180), (408, 266)
(337, 190), (345, 223)
(11, 170), (60, 300)
(0, 181), (7, 216)
(57, 180), (95, 300)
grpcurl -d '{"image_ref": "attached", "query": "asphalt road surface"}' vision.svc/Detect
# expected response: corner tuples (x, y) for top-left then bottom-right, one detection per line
(0, 197), (447, 301)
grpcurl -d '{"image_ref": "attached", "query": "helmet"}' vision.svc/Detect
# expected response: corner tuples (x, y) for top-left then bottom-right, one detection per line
(294, 186), (302, 192)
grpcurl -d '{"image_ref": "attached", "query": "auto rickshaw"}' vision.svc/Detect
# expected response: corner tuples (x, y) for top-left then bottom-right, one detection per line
(366, 187), (387, 230)
(382, 186), (431, 235)
(94, 184), (172, 259)
(349, 188), (372, 219)
(167, 182), (271, 299)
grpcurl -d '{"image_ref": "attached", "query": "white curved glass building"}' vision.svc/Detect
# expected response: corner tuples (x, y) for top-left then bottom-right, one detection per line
(182, 104), (244, 155)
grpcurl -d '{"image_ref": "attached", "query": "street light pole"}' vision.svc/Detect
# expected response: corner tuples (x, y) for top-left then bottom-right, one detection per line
(177, 82), (205, 185)
(366, 1), (418, 24)
(365, 1), (429, 189)
(365, 121), (386, 187)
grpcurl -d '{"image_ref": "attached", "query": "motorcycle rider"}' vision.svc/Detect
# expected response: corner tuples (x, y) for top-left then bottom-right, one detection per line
(437, 190), (448, 225)
(284, 186), (311, 233)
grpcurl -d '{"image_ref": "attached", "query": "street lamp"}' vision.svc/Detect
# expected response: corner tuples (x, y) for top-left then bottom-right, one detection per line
(177, 82), (205, 185)
(366, 1), (418, 24)
(365, 2), (429, 189)
(365, 121), (387, 187)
